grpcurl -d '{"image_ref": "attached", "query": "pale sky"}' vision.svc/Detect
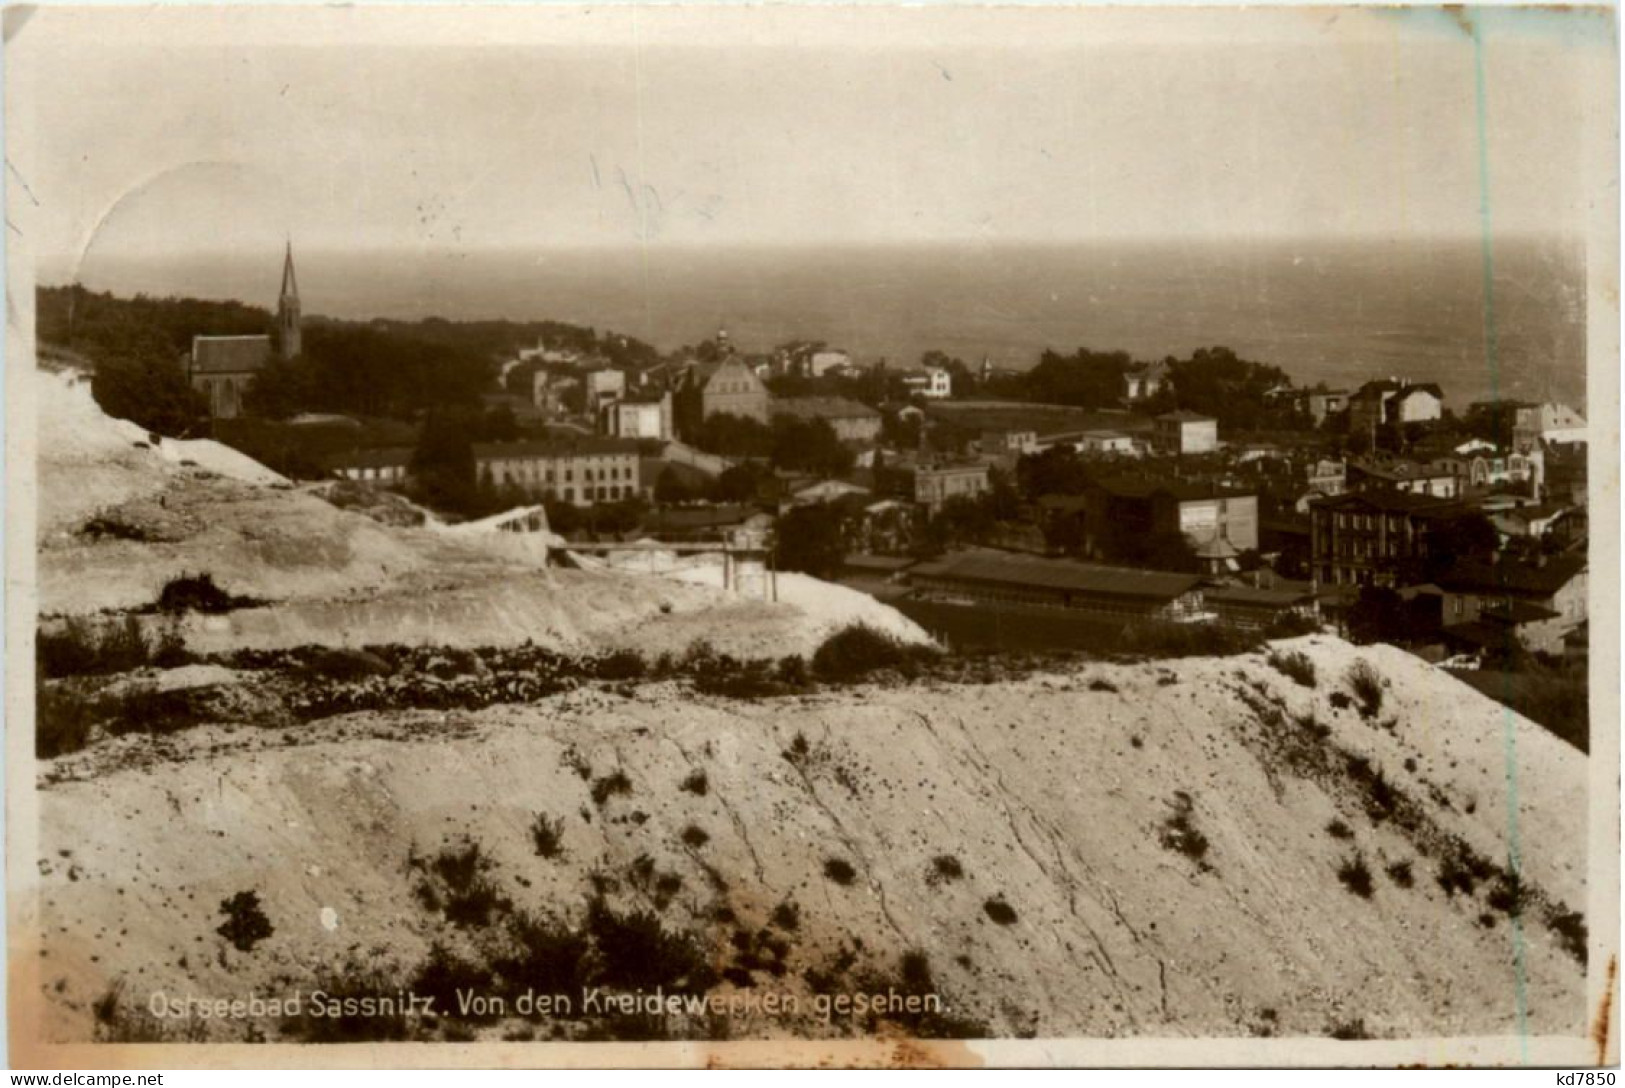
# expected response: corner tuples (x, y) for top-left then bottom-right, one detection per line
(8, 4), (1615, 276)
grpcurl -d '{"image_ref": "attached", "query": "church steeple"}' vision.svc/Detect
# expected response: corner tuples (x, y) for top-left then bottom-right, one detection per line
(277, 241), (302, 360)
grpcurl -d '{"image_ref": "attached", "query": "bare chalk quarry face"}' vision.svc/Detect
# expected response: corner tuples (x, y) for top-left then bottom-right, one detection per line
(29, 369), (1587, 1045)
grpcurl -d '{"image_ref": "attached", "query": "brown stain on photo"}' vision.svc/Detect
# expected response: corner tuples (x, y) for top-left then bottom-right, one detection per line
(1592, 954), (1616, 1065)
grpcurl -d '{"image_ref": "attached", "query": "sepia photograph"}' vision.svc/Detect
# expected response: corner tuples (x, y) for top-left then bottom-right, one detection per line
(3, 2), (1618, 1070)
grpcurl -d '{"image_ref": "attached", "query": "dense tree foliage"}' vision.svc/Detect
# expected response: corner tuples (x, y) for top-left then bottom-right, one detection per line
(89, 348), (209, 438)
(775, 502), (847, 578)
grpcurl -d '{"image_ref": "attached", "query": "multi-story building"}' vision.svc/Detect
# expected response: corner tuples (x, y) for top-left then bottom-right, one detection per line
(603, 391), (673, 441)
(1122, 360), (1171, 402)
(1431, 447), (1542, 493)
(1153, 411), (1219, 455)
(1347, 457), (1460, 499)
(1347, 378), (1444, 436)
(693, 357), (771, 424)
(1435, 554), (1587, 655)
(1307, 491), (1464, 588)
(773, 396), (883, 444)
(585, 368), (627, 409)
(1513, 402), (1588, 447)
(1083, 476), (1258, 555)
(324, 447), (414, 485)
(913, 462), (989, 514)
(903, 366), (953, 399)
(473, 438), (642, 506)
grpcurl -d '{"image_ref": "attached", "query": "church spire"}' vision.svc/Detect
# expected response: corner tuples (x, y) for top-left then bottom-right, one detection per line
(277, 241), (302, 360)
(280, 240), (299, 303)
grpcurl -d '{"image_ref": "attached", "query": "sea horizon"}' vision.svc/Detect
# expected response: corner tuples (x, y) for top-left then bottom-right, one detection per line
(41, 233), (1588, 411)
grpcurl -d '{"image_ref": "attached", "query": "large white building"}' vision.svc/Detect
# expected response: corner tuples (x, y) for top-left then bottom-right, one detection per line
(1514, 402), (1588, 446)
(604, 392), (673, 441)
(904, 366), (953, 399)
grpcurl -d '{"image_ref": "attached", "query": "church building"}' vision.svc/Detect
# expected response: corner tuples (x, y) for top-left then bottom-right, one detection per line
(188, 243), (302, 419)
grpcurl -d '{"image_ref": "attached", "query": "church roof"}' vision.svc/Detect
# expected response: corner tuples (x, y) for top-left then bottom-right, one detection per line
(190, 335), (272, 375)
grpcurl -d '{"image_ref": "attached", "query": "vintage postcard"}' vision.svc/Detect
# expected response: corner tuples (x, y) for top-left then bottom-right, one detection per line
(3, 3), (1617, 1070)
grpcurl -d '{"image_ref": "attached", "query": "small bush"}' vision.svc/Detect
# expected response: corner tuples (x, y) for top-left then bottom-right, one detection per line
(1548, 908), (1587, 965)
(1346, 660), (1384, 718)
(101, 684), (212, 738)
(1267, 650), (1317, 688)
(680, 824), (710, 849)
(156, 572), (242, 615)
(823, 858), (857, 886)
(1487, 872), (1526, 918)
(812, 624), (935, 682)
(529, 814), (566, 859)
(927, 854), (965, 886)
(36, 686), (97, 758)
(281, 961), (412, 1041)
(982, 898), (1018, 926)
(298, 648), (393, 681)
(595, 649), (648, 681)
(586, 896), (719, 992)
(411, 839), (508, 929)
(1386, 859), (1414, 888)
(1159, 791), (1212, 870)
(411, 943), (500, 1023)
(1088, 678), (1119, 693)
(1326, 819), (1354, 840)
(38, 617), (159, 679)
(1328, 1018), (1371, 1041)
(776, 655), (811, 686)
(1337, 854), (1375, 899)
(1117, 621), (1261, 660)
(1435, 842), (1493, 898)
(491, 909), (592, 999)
(1264, 612), (1320, 638)
(216, 890), (274, 952)
(590, 770), (633, 806)
(1329, 692), (1353, 711)
(769, 900), (801, 932)
(679, 769), (709, 796)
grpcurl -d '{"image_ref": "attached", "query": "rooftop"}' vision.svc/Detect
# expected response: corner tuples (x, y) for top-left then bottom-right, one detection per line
(909, 549), (1203, 601)
(190, 335), (272, 375)
(473, 437), (641, 460)
(772, 396), (881, 421)
(1156, 410), (1216, 423)
(1434, 555), (1587, 597)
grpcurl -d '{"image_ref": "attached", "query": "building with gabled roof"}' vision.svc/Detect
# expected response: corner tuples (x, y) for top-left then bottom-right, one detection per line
(906, 548), (1205, 621)
(188, 243), (303, 419)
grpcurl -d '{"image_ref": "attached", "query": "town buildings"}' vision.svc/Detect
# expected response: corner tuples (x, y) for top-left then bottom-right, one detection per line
(981, 430), (1040, 456)
(1433, 554), (1587, 656)
(1513, 402), (1588, 447)
(473, 438), (642, 506)
(1153, 410), (1218, 454)
(585, 368), (627, 409)
(1347, 457), (1461, 499)
(1347, 378), (1444, 435)
(688, 357), (772, 424)
(903, 366), (953, 399)
(604, 391), (673, 441)
(324, 446), (414, 485)
(1082, 476), (1260, 555)
(907, 549), (1205, 621)
(914, 462), (990, 514)
(1075, 429), (1139, 457)
(188, 243), (302, 419)
(773, 396), (883, 444)
(1122, 360), (1170, 402)
(1307, 491), (1464, 587)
